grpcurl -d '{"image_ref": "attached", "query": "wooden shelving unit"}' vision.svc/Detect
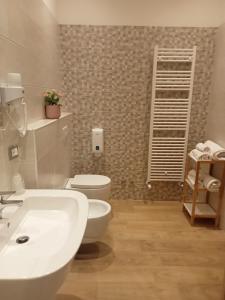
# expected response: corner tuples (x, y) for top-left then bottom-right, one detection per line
(182, 153), (225, 227)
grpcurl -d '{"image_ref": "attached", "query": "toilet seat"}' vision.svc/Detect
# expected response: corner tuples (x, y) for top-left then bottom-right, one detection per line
(72, 174), (111, 189)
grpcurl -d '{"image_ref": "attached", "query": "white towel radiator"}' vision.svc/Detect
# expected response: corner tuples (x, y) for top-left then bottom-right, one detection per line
(147, 46), (197, 184)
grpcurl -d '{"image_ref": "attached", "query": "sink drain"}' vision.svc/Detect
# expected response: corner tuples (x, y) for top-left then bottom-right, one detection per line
(16, 236), (30, 244)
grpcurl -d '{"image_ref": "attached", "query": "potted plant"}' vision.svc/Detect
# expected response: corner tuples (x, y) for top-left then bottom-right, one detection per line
(44, 89), (62, 119)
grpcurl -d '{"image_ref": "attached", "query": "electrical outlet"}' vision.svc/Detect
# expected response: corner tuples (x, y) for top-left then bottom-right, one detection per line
(8, 145), (19, 160)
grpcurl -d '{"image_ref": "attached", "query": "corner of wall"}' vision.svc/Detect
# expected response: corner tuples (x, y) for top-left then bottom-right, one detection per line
(206, 22), (225, 229)
(42, 0), (57, 21)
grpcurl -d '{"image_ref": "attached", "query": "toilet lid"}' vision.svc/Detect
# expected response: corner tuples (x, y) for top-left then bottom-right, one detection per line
(73, 174), (111, 189)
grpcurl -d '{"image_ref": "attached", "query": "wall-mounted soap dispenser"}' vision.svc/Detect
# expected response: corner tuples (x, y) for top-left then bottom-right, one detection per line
(92, 128), (104, 155)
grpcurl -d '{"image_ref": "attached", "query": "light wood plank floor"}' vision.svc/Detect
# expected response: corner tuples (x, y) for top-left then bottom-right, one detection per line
(57, 200), (225, 300)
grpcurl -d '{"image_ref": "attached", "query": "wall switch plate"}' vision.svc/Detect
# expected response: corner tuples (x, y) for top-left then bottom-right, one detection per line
(8, 145), (19, 160)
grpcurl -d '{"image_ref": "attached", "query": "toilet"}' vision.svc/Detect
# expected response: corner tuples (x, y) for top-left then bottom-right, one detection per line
(65, 174), (111, 244)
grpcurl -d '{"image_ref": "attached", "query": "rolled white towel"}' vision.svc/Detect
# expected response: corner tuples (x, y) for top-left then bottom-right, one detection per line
(203, 174), (221, 192)
(190, 149), (211, 161)
(205, 140), (225, 160)
(187, 169), (204, 188)
(196, 142), (210, 153)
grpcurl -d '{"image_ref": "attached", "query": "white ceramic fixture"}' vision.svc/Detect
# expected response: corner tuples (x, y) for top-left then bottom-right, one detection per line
(65, 175), (112, 243)
(83, 199), (111, 244)
(0, 189), (88, 300)
(66, 174), (111, 200)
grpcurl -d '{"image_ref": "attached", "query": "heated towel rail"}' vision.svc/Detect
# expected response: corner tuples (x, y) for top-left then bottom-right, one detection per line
(147, 46), (197, 183)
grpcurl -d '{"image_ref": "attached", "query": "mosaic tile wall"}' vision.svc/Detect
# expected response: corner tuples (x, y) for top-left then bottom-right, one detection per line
(60, 26), (216, 200)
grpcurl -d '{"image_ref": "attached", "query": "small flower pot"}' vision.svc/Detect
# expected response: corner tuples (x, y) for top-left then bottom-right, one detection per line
(45, 105), (61, 119)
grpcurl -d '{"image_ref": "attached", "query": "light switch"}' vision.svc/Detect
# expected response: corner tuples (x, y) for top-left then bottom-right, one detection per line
(8, 145), (19, 160)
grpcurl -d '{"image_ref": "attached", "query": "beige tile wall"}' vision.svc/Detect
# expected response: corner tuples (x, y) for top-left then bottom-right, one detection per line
(0, 0), (60, 190)
(60, 25), (216, 200)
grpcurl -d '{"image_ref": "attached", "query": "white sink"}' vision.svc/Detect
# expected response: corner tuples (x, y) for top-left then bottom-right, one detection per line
(0, 189), (88, 300)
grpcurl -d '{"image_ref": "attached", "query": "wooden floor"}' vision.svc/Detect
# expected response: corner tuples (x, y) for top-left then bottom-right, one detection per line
(57, 200), (225, 300)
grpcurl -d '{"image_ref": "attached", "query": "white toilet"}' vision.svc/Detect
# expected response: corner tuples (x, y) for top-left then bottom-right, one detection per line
(65, 174), (111, 244)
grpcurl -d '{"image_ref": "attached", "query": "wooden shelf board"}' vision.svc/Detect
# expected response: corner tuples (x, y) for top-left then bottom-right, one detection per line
(188, 153), (225, 164)
(183, 202), (216, 219)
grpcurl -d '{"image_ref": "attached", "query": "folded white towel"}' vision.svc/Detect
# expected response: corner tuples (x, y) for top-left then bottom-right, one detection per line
(205, 140), (225, 160)
(196, 142), (210, 153)
(190, 149), (211, 161)
(203, 174), (221, 192)
(187, 170), (221, 192)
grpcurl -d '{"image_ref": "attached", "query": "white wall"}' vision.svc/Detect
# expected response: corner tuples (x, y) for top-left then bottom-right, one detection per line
(0, 0), (60, 191)
(20, 114), (72, 190)
(206, 23), (225, 229)
(43, 0), (57, 18)
(223, 2), (225, 23)
(56, 0), (224, 27)
(207, 24), (225, 147)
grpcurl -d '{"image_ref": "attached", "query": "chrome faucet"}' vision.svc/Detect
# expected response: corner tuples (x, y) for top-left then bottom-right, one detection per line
(0, 190), (24, 205)
(0, 191), (23, 220)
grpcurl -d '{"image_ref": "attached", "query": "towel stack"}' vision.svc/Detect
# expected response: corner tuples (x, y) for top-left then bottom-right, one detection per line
(187, 169), (221, 192)
(205, 140), (225, 160)
(190, 149), (211, 161)
(196, 143), (210, 153)
(190, 140), (225, 161)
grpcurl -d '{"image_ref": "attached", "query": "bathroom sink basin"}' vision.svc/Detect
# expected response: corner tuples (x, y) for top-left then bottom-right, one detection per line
(0, 189), (88, 300)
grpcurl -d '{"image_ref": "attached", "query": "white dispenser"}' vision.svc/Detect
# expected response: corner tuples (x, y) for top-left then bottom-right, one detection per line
(92, 128), (104, 154)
